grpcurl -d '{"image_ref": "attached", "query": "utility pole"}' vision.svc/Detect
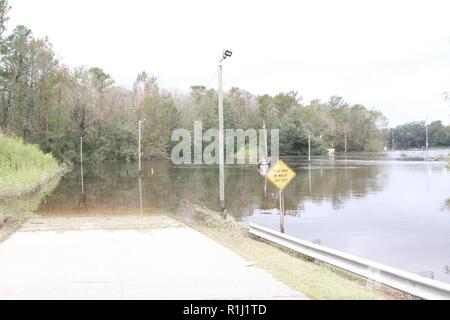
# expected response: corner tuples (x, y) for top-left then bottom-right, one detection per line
(138, 119), (146, 173)
(392, 128), (395, 151)
(263, 120), (268, 159)
(279, 189), (285, 234)
(80, 137), (83, 165)
(344, 130), (347, 154)
(218, 50), (232, 210)
(308, 134), (311, 162)
(218, 60), (225, 210)
(80, 137), (84, 194)
(425, 119), (429, 160)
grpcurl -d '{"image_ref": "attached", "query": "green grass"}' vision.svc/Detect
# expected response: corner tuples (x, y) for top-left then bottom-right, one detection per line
(0, 176), (61, 217)
(0, 133), (60, 197)
(172, 204), (415, 300)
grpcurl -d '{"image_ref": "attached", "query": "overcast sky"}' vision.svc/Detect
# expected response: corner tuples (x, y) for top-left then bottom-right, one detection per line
(8, 0), (450, 126)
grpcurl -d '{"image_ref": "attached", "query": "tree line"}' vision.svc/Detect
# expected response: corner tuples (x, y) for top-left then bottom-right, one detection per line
(384, 121), (450, 150)
(1, 1), (447, 164)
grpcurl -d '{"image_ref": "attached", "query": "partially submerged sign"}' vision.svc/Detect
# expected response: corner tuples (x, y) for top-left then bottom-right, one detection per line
(266, 160), (296, 190)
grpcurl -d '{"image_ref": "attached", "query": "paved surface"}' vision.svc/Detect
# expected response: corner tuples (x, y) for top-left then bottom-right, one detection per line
(0, 216), (307, 300)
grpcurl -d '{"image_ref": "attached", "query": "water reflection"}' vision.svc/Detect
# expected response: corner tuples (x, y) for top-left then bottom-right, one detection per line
(10, 154), (449, 284)
(32, 160), (383, 219)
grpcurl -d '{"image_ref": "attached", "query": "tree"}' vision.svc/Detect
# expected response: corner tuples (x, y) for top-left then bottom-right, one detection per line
(0, 0), (399, 163)
(273, 91), (302, 119)
(132, 72), (180, 158)
(0, 0), (10, 42)
(0, 25), (32, 132)
(394, 122), (426, 149)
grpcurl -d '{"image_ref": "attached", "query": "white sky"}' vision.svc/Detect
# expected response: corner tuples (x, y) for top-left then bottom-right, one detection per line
(8, 0), (450, 126)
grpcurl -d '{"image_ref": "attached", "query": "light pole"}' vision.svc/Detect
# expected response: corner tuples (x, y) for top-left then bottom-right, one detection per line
(80, 137), (84, 194)
(308, 134), (311, 162)
(138, 119), (146, 172)
(344, 130), (347, 154)
(392, 128), (395, 151)
(425, 118), (429, 160)
(218, 50), (232, 210)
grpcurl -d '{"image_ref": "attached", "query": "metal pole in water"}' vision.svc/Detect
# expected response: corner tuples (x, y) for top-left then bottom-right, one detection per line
(425, 120), (429, 160)
(308, 134), (311, 162)
(263, 120), (268, 159)
(138, 120), (142, 172)
(279, 189), (285, 234)
(217, 50), (232, 211)
(308, 165), (312, 194)
(138, 176), (143, 214)
(138, 119), (146, 173)
(392, 128), (395, 152)
(80, 137), (84, 194)
(218, 61), (225, 210)
(344, 130), (347, 154)
(80, 137), (83, 165)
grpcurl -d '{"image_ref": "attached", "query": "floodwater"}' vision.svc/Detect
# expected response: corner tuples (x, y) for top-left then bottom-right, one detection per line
(3, 150), (450, 284)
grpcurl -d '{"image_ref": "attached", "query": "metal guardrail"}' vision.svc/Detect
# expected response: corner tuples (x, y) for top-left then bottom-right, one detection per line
(249, 223), (450, 300)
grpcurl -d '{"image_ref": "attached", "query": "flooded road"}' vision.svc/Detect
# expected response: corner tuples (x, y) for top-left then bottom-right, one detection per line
(0, 216), (306, 299)
(3, 151), (450, 284)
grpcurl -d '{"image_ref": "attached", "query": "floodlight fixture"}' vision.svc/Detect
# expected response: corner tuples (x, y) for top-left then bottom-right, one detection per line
(222, 50), (233, 60)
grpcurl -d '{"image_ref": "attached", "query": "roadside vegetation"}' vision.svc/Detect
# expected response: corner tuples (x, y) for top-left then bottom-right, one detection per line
(0, 133), (62, 199)
(173, 204), (416, 300)
(0, 175), (60, 216)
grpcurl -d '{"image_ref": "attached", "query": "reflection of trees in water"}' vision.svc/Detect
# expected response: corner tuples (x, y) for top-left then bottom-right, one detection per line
(175, 164), (386, 219)
(38, 161), (223, 215)
(224, 165), (385, 219)
(284, 165), (385, 211)
(36, 161), (386, 219)
(38, 161), (174, 215)
(38, 163), (138, 215)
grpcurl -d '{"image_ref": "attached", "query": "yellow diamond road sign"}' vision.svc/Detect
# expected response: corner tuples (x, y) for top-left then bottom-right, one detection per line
(266, 160), (296, 190)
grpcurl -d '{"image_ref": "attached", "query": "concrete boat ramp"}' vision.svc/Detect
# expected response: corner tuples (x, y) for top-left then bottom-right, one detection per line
(0, 216), (307, 300)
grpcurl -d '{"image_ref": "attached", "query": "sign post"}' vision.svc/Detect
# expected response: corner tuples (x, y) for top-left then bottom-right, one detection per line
(265, 160), (296, 233)
(279, 189), (285, 233)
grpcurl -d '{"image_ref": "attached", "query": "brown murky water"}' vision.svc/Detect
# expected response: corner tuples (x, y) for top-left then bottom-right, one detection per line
(3, 151), (450, 284)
